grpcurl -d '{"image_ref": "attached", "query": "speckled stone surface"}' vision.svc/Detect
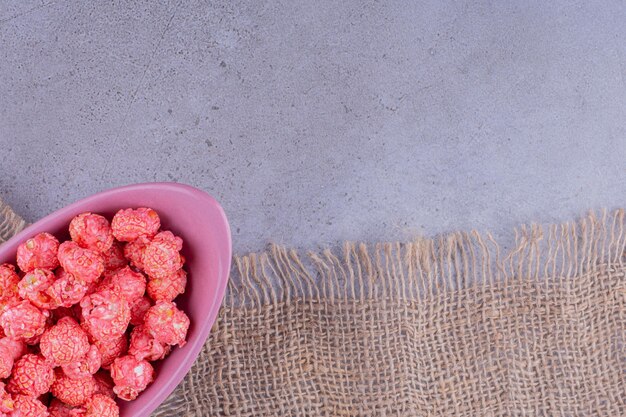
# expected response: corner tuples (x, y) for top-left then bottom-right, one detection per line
(1, 1), (625, 253)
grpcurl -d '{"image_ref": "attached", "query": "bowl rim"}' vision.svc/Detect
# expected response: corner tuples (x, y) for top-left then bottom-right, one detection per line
(0, 182), (232, 415)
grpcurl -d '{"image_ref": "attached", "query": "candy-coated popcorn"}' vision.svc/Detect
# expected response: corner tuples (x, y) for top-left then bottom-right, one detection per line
(97, 266), (146, 303)
(7, 354), (54, 396)
(46, 269), (89, 308)
(73, 394), (119, 417)
(18, 268), (56, 309)
(16, 232), (60, 273)
(123, 236), (150, 271)
(10, 394), (48, 417)
(102, 241), (127, 271)
(0, 383), (13, 414)
(128, 325), (170, 361)
(0, 338), (27, 360)
(62, 344), (101, 380)
(94, 334), (128, 369)
(93, 370), (115, 398)
(0, 345), (13, 379)
(129, 296), (151, 326)
(80, 290), (130, 341)
(143, 301), (189, 347)
(50, 370), (97, 407)
(48, 398), (77, 417)
(40, 317), (90, 366)
(147, 268), (187, 302)
(0, 300), (49, 341)
(110, 355), (155, 401)
(142, 231), (183, 279)
(69, 213), (114, 253)
(57, 242), (104, 284)
(0, 264), (20, 305)
(111, 208), (160, 242)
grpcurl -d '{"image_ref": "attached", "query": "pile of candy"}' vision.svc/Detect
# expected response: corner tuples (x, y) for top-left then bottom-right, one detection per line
(0, 208), (190, 416)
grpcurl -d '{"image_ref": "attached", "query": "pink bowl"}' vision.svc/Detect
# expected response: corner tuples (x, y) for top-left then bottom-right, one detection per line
(0, 183), (232, 416)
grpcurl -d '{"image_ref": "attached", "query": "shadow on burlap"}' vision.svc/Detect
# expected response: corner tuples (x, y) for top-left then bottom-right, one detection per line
(1, 198), (624, 416)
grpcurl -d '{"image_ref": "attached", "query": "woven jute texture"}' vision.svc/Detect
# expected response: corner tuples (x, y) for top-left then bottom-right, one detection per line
(0, 199), (624, 416)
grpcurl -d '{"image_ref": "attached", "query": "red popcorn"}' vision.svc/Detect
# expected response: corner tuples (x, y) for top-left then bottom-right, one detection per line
(147, 268), (187, 302)
(16, 232), (60, 273)
(143, 301), (189, 347)
(69, 213), (114, 253)
(80, 290), (130, 341)
(94, 334), (128, 369)
(48, 398), (77, 417)
(102, 241), (127, 271)
(18, 268), (56, 309)
(50, 370), (97, 407)
(40, 317), (90, 366)
(142, 231), (183, 279)
(110, 355), (155, 401)
(0, 383), (13, 414)
(0, 300), (49, 341)
(0, 345), (12, 379)
(111, 208), (160, 242)
(123, 236), (150, 271)
(57, 242), (104, 284)
(11, 394), (48, 417)
(93, 370), (115, 398)
(0, 338), (27, 360)
(74, 394), (119, 417)
(128, 325), (170, 362)
(0, 264), (20, 304)
(129, 296), (151, 326)
(52, 306), (76, 322)
(62, 344), (101, 380)
(8, 354), (54, 396)
(97, 266), (146, 303)
(47, 273), (90, 309)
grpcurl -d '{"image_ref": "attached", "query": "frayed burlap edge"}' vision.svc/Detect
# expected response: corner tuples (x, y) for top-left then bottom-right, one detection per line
(0, 197), (27, 243)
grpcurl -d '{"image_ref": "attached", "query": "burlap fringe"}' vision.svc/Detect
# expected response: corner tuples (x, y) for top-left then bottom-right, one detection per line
(0, 198), (27, 244)
(227, 210), (626, 307)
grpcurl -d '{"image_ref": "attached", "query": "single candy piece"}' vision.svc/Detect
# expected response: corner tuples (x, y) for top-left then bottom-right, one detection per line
(143, 301), (189, 347)
(94, 334), (128, 369)
(123, 236), (151, 271)
(40, 317), (90, 366)
(128, 325), (170, 361)
(110, 355), (155, 401)
(10, 394), (48, 417)
(48, 399), (77, 417)
(47, 269), (90, 308)
(142, 231), (183, 279)
(69, 213), (114, 253)
(0, 338), (27, 360)
(7, 354), (54, 396)
(57, 242), (104, 284)
(50, 370), (97, 407)
(62, 344), (101, 379)
(18, 268), (56, 309)
(111, 208), (160, 242)
(74, 394), (119, 417)
(93, 370), (115, 398)
(129, 296), (152, 326)
(147, 268), (187, 302)
(97, 266), (146, 303)
(0, 264), (20, 305)
(0, 300), (49, 341)
(0, 383), (13, 414)
(102, 241), (127, 271)
(80, 290), (130, 341)
(16, 232), (60, 272)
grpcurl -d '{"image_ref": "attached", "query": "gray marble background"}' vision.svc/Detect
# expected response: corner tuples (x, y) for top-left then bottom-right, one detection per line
(1, 0), (625, 253)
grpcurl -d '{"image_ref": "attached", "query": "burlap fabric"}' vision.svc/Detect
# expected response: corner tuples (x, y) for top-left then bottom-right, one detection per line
(0, 198), (624, 416)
